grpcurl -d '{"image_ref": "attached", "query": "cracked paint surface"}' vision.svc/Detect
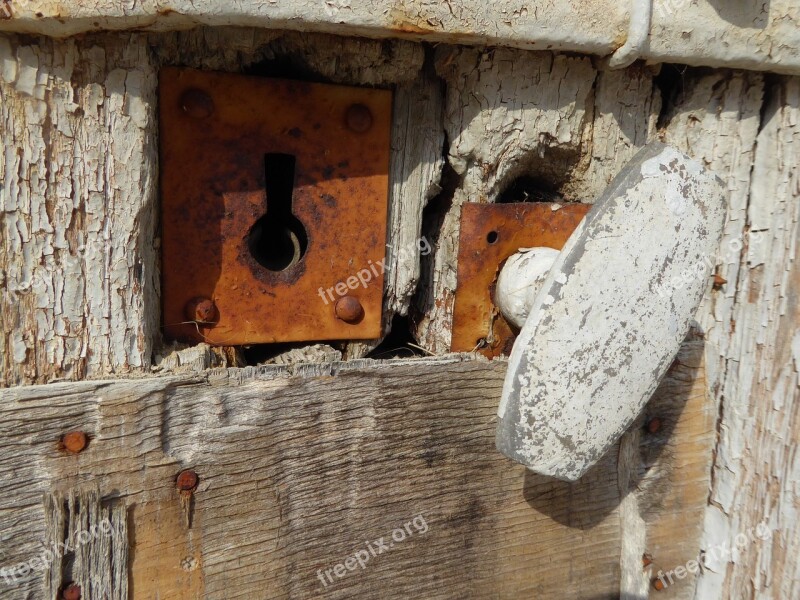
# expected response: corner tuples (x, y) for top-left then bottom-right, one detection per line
(496, 142), (727, 481)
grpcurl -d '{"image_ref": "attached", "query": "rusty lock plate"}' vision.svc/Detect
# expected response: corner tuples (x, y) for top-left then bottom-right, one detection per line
(160, 68), (392, 345)
(450, 202), (590, 358)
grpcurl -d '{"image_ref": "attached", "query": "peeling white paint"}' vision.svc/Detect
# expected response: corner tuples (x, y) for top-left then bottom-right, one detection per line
(1, 1), (799, 75)
(497, 143), (728, 481)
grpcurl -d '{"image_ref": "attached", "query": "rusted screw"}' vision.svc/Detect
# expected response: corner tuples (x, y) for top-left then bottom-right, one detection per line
(334, 296), (365, 324)
(184, 297), (218, 325)
(646, 417), (662, 434)
(61, 583), (81, 600)
(713, 273), (728, 290)
(642, 552), (653, 568)
(180, 89), (214, 119)
(61, 431), (88, 454)
(345, 104), (373, 133)
(176, 469), (199, 492)
(652, 577), (666, 591)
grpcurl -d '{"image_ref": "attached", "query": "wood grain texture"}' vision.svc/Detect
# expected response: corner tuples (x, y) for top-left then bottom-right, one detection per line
(667, 74), (800, 600)
(631, 337), (719, 600)
(43, 489), (128, 600)
(415, 47), (596, 353)
(0, 354), (714, 599)
(0, 33), (159, 386)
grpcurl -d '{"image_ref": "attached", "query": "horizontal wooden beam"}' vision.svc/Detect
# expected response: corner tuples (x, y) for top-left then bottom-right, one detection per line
(1, 1), (799, 75)
(0, 351), (714, 598)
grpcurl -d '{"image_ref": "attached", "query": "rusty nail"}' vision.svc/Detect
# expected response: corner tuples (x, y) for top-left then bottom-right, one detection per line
(61, 431), (88, 454)
(176, 469), (199, 492)
(345, 104), (373, 133)
(646, 417), (662, 434)
(642, 553), (653, 568)
(62, 583), (81, 600)
(180, 89), (214, 119)
(713, 273), (728, 289)
(334, 296), (365, 324)
(185, 297), (218, 325)
(652, 577), (666, 591)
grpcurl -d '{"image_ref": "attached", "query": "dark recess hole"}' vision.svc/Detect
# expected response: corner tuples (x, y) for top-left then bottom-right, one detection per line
(496, 176), (564, 204)
(367, 315), (425, 359)
(247, 153), (308, 272)
(654, 64), (688, 129)
(487, 231), (499, 244)
(243, 55), (329, 83)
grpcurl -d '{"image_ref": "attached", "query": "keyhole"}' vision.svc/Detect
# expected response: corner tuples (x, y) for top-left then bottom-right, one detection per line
(247, 154), (308, 272)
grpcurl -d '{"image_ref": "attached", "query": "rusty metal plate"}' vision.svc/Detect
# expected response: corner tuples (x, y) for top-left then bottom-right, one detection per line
(450, 202), (590, 358)
(160, 68), (391, 345)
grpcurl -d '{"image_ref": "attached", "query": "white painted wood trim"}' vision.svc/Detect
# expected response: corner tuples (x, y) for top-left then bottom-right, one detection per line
(1, 0), (799, 75)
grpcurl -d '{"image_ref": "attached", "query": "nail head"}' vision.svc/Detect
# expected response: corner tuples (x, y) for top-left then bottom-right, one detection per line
(176, 469), (199, 492)
(345, 104), (373, 133)
(62, 431), (88, 454)
(185, 297), (218, 325)
(334, 296), (364, 324)
(647, 417), (663, 434)
(180, 89), (214, 119)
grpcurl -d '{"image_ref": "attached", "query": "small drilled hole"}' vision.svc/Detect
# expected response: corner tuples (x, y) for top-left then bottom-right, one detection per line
(487, 231), (499, 244)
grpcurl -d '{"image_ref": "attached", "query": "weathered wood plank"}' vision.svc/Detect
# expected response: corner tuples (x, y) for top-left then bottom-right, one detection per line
(661, 68), (797, 600)
(677, 75), (800, 600)
(1, 1), (800, 77)
(0, 33), (159, 386)
(43, 490), (128, 600)
(0, 354), (714, 599)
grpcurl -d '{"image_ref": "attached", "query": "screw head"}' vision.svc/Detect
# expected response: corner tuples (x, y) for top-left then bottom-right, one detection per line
(345, 104), (373, 133)
(334, 296), (365, 324)
(180, 89), (214, 119)
(62, 583), (82, 600)
(646, 417), (662, 434)
(176, 469), (199, 492)
(62, 431), (88, 454)
(652, 578), (666, 591)
(185, 297), (218, 325)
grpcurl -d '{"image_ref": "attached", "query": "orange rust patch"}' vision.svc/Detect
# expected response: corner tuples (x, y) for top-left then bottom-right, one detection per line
(159, 68), (391, 346)
(388, 7), (441, 35)
(60, 431), (88, 454)
(450, 203), (589, 358)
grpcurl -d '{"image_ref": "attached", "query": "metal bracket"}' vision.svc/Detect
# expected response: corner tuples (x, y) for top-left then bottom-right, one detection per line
(450, 202), (590, 357)
(160, 68), (392, 345)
